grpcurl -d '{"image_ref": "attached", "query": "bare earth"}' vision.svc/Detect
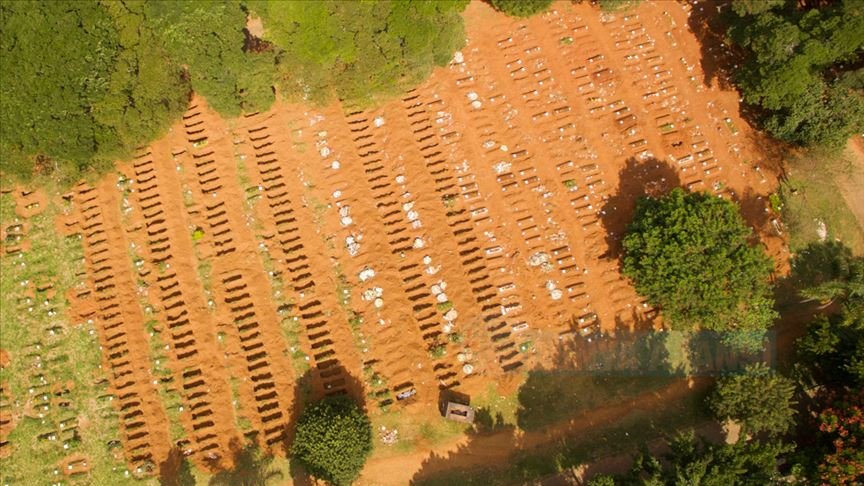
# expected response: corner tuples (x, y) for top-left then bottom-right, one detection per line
(4, 0), (789, 483)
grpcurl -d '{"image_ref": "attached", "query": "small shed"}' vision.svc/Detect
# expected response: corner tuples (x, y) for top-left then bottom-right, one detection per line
(444, 402), (475, 424)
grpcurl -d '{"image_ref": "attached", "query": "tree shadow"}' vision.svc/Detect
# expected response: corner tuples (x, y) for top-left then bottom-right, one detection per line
(685, 0), (740, 91)
(409, 315), (774, 484)
(409, 319), (717, 485)
(516, 318), (688, 432)
(208, 440), (284, 486)
(734, 187), (773, 236)
(788, 241), (855, 291)
(157, 366), (367, 486)
(158, 448), (197, 486)
(600, 157), (681, 259)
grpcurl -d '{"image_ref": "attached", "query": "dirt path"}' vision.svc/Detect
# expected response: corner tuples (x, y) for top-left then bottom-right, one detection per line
(359, 378), (708, 485)
(2, 0), (789, 481)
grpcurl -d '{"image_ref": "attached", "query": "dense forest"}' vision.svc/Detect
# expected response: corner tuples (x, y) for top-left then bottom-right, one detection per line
(727, 0), (864, 150)
(3, 0), (862, 183)
(0, 0), (468, 183)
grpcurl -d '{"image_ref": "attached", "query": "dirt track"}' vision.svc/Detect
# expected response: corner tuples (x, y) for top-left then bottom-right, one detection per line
(14, 0), (786, 480)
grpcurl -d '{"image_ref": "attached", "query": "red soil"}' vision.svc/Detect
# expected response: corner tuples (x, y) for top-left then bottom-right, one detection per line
(5, 0), (789, 480)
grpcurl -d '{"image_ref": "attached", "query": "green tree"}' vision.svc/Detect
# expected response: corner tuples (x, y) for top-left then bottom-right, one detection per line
(489, 0), (552, 17)
(730, 0), (786, 17)
(145, 0), (276, 117)
(797, 245), (864, 305)
(597, 0), (643, 12)
(292, 396), (372, 486)
(797, 302), (864, 388)
(586, 474), (617, 486)
(254, 0), (468, 106)
(624, 431), (790, 485)
(727, 0), (864, 150)
(0, 0), (188, 182)
(794, 242), (864, 387)
(709, 363), (797, 436)
(621, 189), (776, 339)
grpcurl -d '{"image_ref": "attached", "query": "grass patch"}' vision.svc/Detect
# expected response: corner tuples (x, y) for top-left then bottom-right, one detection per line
(415, 381), (710, 486)
(780, 152), (864, 254)
(470, 383), (519, 427)
(0, 189), (130, 484)
(370, 411), (469, 459)
(516, 372), (677, 431)
(428, 344), (447, 359)
(598, 0), (642, 12)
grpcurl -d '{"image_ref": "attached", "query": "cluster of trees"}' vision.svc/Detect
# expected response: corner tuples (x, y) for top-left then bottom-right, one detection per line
(0, 1), (190, 183)
(622, 188), (776, 351)
(489, 0), (641, 17)
(0, 0), (468, 183)
(489, 0), (552, 17)
(591, 241), (864, 485)
(727, 0), (864, 150)
(252, 0), (468, 105)
(584, 362), (796, 485)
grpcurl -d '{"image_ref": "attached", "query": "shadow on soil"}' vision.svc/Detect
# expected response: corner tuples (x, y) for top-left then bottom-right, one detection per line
(685, 0), (738, 91)
(599, 158), (776, 267)
(158, 366), (366, 486)
(408, 318), (765, 485)
(600, 157), (680, 259)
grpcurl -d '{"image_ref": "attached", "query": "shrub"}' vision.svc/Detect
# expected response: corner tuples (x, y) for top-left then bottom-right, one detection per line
(622, 189), (776, 340)
(293, 396), (372, 486)
(489, 0), (552, 18)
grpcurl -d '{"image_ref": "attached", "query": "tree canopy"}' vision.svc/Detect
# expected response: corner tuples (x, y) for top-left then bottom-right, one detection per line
(489, 0), (552, 17)
(709, 363), (797, 436)
(0, 0), (468, 183)
(810, 392), (864, 485)
(0, 0), (189, 183)
(793, 242), (864, 388)
(292, 396), (372, 486)
(252, 0), (468, 105)
(728, 0), (864, 150)
(145, 0), (277, 118)
(622, 431), (790, 485)
(621, 189), (776, 342)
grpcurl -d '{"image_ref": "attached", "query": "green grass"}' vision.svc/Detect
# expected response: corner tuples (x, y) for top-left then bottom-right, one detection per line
(598, 0), (642, 12)
(470, 383), (519, 427)
(370, 411), (469, 459)
(0, 190), (136, 484)
(780, 153), (864, 254)
(415, 383), (710, 486)
(429, 344), (447, 359)
(144, 323), (185, 443)
(516, 372), (677, 431)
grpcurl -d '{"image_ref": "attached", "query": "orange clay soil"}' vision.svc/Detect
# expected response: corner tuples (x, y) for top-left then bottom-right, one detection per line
(26, 0), (788, 480)
(0, 378), (13, 459)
